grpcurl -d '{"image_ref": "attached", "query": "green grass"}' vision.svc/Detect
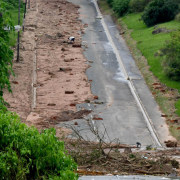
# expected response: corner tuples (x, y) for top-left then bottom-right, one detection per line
(121, 13), (180, 114)
(175, 99), (180, 116)
(8, 8), (25, 47)
(98, 0), (114, 14)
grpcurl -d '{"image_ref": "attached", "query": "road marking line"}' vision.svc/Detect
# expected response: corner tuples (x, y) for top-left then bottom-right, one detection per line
(92, 0), (162, 147)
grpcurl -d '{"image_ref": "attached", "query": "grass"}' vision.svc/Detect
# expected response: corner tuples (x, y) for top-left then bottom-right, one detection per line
(121, 13), (180, 114)
(98, 0), (114, 14)
(8, 8), (25, 47)
(175, 99), (180, 116)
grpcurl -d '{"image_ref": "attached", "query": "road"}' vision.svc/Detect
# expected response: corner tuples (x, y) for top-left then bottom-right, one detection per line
(60, 0), (171, 147)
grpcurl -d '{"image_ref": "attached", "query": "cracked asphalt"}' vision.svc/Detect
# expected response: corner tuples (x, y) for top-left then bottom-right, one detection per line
(61, 0), (172, 147)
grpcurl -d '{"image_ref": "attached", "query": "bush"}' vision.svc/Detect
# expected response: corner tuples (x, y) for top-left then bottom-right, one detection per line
(112, 0), (130, 16)
(106, 0), (113, 7)
(162, 30), (180, 81)
(142, 0), (179, 27)
(175, 13), (180, 21)
(129, 0), (152, 12)
(0, 111), (78, 180)
(3, 0), (24, 9)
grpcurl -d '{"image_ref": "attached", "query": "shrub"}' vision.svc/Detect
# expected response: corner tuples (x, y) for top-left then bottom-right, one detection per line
(112, 0), (130, 16)
(0, 111), (78, 179)
(175, 13), (180, 21)
(129, 0), (152, 12)
(106, 0), (114, 7)
(3, 0), (24, 9)
(162, 30), (180, 81)
(142, 0), (179, 27)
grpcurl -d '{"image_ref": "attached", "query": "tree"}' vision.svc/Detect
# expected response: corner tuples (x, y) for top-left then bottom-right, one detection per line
(112, 0), (130, 16)
(142, 0), (179, 27)
(162, 30), (180, 81)
(0, 0), (14, 104)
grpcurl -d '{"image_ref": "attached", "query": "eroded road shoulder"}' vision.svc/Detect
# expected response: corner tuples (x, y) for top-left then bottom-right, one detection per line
(4, 0), (93, 136)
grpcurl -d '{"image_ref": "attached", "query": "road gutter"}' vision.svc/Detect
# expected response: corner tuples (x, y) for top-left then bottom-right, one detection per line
(32, 2), (38, 110)
(92, 0), (163, 148)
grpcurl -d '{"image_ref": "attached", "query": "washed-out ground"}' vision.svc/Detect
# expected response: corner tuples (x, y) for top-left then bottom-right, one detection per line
(4, 0), (93, 136)
(3, 0), (180, 177)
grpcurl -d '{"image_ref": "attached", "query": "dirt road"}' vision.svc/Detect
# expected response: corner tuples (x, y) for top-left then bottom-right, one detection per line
(4, 0), (93, 135)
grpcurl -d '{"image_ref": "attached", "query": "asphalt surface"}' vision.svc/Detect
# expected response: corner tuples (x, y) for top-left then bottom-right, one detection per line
(79, 175), (180, 180)
(62, 0), (170, 147)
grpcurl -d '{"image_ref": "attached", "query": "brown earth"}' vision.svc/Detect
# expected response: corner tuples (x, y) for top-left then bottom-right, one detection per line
(4, 0), (93, 135)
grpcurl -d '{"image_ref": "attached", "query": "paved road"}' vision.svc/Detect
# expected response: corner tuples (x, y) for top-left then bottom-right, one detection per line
(79, 175), (180, 180)
(62, 0), (171, 147)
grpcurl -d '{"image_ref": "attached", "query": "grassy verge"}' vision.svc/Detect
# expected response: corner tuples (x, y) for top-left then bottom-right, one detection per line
(121, 14), (180, 91)
(98, 0), (180, 141)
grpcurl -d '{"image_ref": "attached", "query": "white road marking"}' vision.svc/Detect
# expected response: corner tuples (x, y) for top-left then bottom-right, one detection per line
(92, 0), (162, 148)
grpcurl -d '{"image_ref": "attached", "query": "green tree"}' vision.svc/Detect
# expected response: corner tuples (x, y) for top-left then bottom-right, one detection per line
(0, 111), (78, 179)
(112, 0), (130, 16)
(162, 30), (180, 81)
(142, 0), (179, 27)
(129, 0), (152, 12)
(0, 0), (14, 104)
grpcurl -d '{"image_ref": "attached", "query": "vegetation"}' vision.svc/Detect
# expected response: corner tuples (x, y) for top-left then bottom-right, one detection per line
(175, 12), (180, 22)
(112, 0), (130, 16)
(129, 0), (152, 13)
(121, 13), (180, 89)
(0, 0), (25, 103)
(0, 0), (14, 104)
(162, 30), (180, 81)
(0, 109), (78, 179)
(142, 0), (179, 27)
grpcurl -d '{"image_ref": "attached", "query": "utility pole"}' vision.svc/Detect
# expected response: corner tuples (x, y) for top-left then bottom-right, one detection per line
(17, 0), (21, 62)
(24, 0), (27, 19)
(23, 0), (27, 31)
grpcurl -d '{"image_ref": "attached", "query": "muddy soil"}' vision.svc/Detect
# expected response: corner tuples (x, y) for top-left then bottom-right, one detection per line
(4, 0), (93, 134)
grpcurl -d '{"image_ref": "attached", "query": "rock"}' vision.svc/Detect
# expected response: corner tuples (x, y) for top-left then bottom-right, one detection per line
(47, 103), (56, 106)
(93, 115), (103, 120)
(65, 91), (74, 94)
(12, 81), (19, 84)
(70, 103), (76, 106)
(161, 114), (168, 117)
(164, 140), (177, 147)
(124, 147), (132, 154)
(85, 99), (90, 103)
(59, 67), (72, 72)
(61, 47), (66, 51)
(72, 44), (81, 48)
(152, 28), (172, 34)
(94, 95), (98, 100)
(119, 31), (125, 35)
(56, 32), (63, 38)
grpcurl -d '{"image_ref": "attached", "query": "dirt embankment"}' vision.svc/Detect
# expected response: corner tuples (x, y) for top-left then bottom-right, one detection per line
(4, 0), (93, 133)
